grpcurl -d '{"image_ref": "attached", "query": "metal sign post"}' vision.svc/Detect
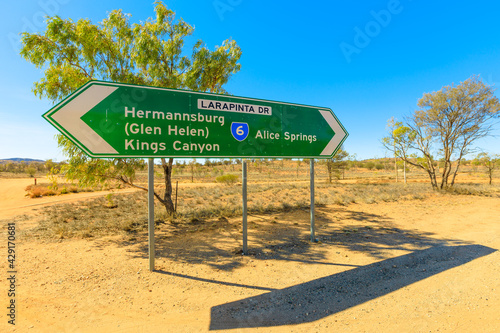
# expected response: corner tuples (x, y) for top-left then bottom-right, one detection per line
(310, 159), (316, 242)
(148, 158), (155, 271)
(242, 160), (248, 255)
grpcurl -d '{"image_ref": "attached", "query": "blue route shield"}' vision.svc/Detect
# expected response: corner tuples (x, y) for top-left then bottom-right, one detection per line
(231, 122), (249, 141)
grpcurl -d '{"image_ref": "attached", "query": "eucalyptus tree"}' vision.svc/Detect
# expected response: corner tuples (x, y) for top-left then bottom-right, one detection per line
(473, 152), (499, 185)
(382, 118), (418, 186)
(326, 147), (349, 182)
(384, 76), (500, 189)
(20, 1), (242, 213)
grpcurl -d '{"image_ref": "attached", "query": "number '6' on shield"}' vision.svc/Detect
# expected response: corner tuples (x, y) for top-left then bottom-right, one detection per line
(231, 122), (249, 141)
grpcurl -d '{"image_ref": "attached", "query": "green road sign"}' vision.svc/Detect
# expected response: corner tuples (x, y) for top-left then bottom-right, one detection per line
(43, 81), (348, 158)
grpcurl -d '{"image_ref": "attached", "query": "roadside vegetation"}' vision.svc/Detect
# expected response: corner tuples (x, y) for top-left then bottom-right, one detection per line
(382, 76), (500, 190)
(2, 156), (498, 199)
(20, 165), (499, 240)
(0, 159), (63, 178)
(23, 182), (123, 198)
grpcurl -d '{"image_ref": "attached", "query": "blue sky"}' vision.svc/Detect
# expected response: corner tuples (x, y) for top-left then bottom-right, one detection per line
(1, 0), (499, 161)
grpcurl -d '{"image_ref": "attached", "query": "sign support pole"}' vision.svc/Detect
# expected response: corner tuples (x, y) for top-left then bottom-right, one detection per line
(310, 159), (316, 242)
(148, 158), (155, 271)
(242, 159), (248, 255)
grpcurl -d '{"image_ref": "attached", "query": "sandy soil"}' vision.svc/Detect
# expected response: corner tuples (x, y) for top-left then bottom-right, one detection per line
(0, 177), (138, 220)
(1, 177), (499, 332)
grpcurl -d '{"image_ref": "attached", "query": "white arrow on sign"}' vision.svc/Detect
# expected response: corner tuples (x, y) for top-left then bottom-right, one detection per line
(319, 110), (347, 156)
(51, 84), (119, 154)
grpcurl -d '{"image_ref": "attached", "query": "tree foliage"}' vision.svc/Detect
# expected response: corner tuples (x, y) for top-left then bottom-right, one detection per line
(20, 1), (242, 213)
(383, 76), (500, 189)
(382, 117), (417, 184)
(473, 152), (499, 185)
(326, 148), (349, 182)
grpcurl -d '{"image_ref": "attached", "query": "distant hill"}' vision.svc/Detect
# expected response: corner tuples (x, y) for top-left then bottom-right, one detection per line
(0, 158), (45, 163)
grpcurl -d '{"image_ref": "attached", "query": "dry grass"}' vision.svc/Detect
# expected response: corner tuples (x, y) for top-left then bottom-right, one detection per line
(24, 181), (500, 240)
(19, 157), (500, 240)
(24, 182), (124, 198)
(444, 183), (500, 196)
(317, 183), (432, 205)
(23, 192), (149, 239)
(25, 185), (58, 198)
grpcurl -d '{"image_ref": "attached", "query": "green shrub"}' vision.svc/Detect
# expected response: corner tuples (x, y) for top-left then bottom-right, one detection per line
(216, 174), (239, 185)
(26, 167), (37, 177)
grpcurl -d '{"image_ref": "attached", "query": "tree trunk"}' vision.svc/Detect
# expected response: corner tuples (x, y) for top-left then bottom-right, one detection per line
(190, 162), (194, 182)
(449, 160), (461, 187)
(427, 157), (438, 190)
(395, 151), (398, 183)
(157, 158), (175, 214)
(440, 159), (452, 189)
(450, 147), (467, 187)
(403, 160), (407, 184)
(117, 159), (175, 215)
(426, 169), (438, 189)
(327, 161), (332, 183)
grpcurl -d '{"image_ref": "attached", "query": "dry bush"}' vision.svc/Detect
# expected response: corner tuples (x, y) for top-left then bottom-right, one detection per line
(24, 181), (122, 198)
(25, 185), (57, 198)
(445, 184), (500, 197)
(215, 174), (239, 185)
(23, 180), (499, 240)
(316, 182), (432, 205)
(23, 192), (149, 239)
(26, 185), (43, 198)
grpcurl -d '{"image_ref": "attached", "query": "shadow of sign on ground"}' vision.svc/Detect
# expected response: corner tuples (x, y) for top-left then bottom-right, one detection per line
(209, 244), (496, 330)
(99, 208), (456, 272)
